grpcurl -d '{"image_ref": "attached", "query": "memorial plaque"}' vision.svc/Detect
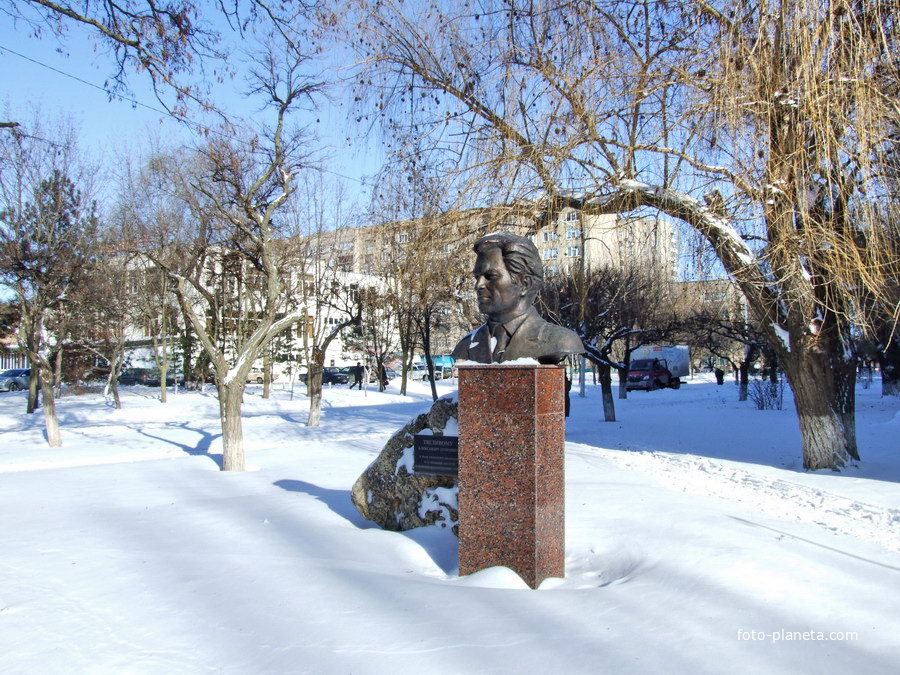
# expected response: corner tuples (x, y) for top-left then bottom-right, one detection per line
(413, 434), (459, 477)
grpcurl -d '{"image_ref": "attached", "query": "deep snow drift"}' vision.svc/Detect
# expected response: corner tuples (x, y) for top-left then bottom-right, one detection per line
(0, 375), (897, 673)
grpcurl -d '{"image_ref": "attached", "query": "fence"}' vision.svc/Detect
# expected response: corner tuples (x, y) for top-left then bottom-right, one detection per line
(0, 350), (28, 370)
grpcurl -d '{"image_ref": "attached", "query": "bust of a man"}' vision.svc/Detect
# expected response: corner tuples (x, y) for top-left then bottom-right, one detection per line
(451, 232), (584, 365)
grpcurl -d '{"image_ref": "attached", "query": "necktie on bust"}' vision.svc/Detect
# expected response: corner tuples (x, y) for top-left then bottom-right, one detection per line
(491, 323), (509, 362)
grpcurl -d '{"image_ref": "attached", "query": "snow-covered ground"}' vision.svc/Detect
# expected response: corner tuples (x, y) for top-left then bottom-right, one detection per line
(1, 374), (897, 673)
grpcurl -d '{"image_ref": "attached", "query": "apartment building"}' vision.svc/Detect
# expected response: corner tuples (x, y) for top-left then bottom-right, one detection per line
(315, 206), (677, 280)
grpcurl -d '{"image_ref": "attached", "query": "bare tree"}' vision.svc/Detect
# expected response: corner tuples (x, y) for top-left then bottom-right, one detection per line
(115, 143), (200, 400)
(686, 310), (770, 401)
(0, 114), (96, 445)
(541, 264), (677, 421)
(66, 244), (136, 409)
(351, 285), (396, 392)
(287, 176), (363, 426)
(144, 49), (323, 470)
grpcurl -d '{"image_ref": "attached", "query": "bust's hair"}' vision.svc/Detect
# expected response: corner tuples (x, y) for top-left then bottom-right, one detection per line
(473, 232), (543, 295)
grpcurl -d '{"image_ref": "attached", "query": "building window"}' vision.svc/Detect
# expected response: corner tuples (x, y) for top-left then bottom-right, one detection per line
(566, 228), (581, 240)
(543, 248), (559, 259)
(565, 211), (580, 222)
(566, 246), (581, 257)
(543, 231), (558, 242)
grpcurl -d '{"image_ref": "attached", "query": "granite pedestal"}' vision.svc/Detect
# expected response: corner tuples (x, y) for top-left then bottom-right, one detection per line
(457, 364), (565, 588)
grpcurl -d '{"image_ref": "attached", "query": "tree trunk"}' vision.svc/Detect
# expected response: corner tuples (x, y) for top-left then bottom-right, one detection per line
(421, 320), (438, 402)
(219, 384), (246, 471)
(108, 343), (125, 409)
(39, 366), (61, 447)
(179, 305), (194, 387)
(578, 355), (586, 398)
(307, 371), (323, 426)
(767, 353), (779, 384)
(107, 370), (122, 410)
(27, 366), (40, 414)
(159, 362), (168, 403)
(53, 348), (64, 397)
(783, 355), (855, 470)
(399, 346), (412, 396)
(307, 349), (325, 427)
(880, 343), (899, 396)
(599, 363), (616, 422)
(832, 354), (860, 461)
(619, 342), (630, 399)
(262, 351), (272, 399)
(738, 361), (749, 401)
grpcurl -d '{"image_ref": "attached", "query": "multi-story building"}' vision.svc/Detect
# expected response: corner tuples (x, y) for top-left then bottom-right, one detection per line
(305, 206), (678, 362)
(316, 206), (677, 280)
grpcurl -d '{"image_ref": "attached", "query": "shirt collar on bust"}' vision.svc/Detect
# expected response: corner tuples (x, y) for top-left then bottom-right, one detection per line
(488, 309), (530, 338)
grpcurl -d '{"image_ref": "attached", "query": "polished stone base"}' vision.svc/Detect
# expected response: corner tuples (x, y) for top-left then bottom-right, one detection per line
(457, 364), (565, 588)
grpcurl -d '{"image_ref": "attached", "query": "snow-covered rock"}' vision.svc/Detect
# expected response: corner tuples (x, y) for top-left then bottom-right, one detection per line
(350, 397), (459, 533)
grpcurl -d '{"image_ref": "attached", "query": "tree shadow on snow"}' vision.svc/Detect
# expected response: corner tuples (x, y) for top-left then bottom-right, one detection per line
(133, 422), (223, 468)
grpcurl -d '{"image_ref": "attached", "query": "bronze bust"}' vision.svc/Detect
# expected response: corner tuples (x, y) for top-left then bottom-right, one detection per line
(451, 232), (584, 365)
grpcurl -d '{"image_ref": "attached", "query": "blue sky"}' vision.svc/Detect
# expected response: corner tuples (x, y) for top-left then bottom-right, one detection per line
(0, 16), (379, 205)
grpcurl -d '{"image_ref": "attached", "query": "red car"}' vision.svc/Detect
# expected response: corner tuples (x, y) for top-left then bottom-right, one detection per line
(626, 358), (681, 391)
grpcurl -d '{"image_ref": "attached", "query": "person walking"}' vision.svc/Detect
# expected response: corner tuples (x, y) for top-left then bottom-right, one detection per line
(350, 362), (364, 390)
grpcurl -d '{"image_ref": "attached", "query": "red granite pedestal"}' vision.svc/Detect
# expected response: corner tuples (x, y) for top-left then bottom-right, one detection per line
(457, 364), (565, 589)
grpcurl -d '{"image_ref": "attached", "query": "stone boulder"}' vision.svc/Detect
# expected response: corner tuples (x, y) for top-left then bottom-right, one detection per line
(351, 396), (459, 534)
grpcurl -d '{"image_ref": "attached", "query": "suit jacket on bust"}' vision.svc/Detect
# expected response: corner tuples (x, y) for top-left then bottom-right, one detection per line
(451, 307), (584, 365)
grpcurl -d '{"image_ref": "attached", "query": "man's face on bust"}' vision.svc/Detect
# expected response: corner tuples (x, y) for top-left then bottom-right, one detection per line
(473, 247), (529, 321)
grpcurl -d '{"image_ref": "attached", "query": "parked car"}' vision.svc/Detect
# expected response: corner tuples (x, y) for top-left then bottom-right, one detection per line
(246, 368), (277, 384)
(369, 365), (397, 384)
(626, 346), (690, 391)
(432, 365), (455, 381)
(118, 368), (157, 386)
(409, 363), (430, 381)
(298, 367), (350, 385)
(409, 363), (454, 381)
(323, 367), (350, 384)
(0, 368), (32, 392)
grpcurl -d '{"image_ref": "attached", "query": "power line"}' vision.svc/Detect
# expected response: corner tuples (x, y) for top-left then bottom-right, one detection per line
(0, 42), (173, 120)
(0, 42), (374, 187)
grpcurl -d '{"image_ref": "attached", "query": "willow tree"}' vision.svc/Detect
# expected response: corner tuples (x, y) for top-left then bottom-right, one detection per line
(338, 0), (898, 470)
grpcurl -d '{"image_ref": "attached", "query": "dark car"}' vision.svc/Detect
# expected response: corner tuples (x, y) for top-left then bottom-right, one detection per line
(0, 368), (32, 392)
(322, 367), (350, 385)
(118, 368), (178, 387)
(625, 358), (678, 391)
(118, 368), (157, 386)
(299, 367), (350, 385)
